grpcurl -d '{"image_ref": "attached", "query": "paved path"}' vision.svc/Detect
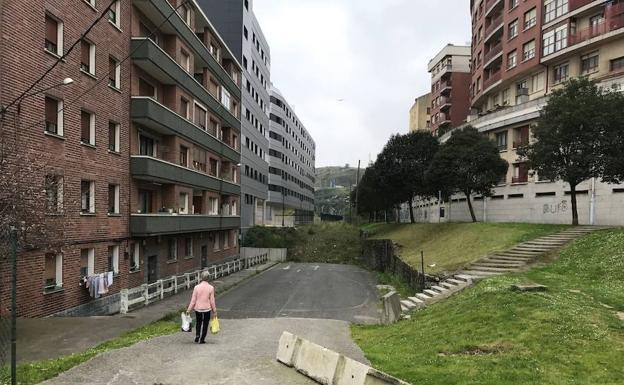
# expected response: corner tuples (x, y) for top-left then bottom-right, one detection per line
(41, 318), (369, 385)
(218, 263), (380, 324)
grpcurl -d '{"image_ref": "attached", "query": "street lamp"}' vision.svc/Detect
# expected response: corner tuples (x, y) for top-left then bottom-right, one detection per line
(1, 78), (74, 116)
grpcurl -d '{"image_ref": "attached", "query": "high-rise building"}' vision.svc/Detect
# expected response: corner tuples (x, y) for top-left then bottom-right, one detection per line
(197, 0), (271, 232)
(428, 44), (472, 136)
(0, 0), (242, 317)
(268, 87), (316, 227)
(408, 93), (432, 132)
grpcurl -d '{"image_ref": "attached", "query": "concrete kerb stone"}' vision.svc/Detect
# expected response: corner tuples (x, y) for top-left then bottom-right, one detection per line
(381, 291), (402, 325)
(277, 332), (412, 385)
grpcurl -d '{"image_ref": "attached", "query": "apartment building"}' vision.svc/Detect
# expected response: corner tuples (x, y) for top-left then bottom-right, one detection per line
(0, 0), (242, 318)
(268, 87), (316, 227)
(427, 44), (472, 136)
(412, 0), (624, 226)
(408, 93), (432, 132)
(197, 0), (271, 233)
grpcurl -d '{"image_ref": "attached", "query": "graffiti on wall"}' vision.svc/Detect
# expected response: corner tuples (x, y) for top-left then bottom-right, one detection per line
(543, 200), (568, 215)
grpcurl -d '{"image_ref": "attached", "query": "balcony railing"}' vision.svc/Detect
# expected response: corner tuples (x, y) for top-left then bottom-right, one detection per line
(512, 175), (529, 184)
(483, 70), (502, 90)
(485, 0), (502, 14)
(485, 15), (503, 38)
(569, 13), (624, 46)
(569, 0), (595, 12)
(484, 42), (503, 64)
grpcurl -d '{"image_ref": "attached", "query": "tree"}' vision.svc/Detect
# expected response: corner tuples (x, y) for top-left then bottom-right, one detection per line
(427, 126), (508, 222)
(518, 78), (611, 225)
(599, 90), (624, 185)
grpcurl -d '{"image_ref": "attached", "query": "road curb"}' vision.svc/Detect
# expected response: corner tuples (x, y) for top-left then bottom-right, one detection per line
(277, 331), (411, 385)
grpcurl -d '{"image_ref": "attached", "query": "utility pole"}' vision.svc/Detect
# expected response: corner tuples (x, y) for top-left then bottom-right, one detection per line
(354, 160), (361, 225)
(281, 188), (285, 227)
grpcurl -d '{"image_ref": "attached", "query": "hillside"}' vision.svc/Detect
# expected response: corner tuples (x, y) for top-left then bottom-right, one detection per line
(315, 166), (362, 189)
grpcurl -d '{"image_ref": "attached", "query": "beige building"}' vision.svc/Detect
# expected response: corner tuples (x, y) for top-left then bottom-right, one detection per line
(408, 93), (432, 132)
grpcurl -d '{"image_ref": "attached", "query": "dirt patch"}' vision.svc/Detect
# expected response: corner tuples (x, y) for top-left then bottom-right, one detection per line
(617, 312), (624, 321)
(438, 343), (514, 357)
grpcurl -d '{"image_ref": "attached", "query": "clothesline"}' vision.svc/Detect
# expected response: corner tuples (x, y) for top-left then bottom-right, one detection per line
(82, 272), (114, 299)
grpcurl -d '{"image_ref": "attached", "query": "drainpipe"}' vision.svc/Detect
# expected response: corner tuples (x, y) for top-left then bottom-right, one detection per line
(589, 177), (596, 225)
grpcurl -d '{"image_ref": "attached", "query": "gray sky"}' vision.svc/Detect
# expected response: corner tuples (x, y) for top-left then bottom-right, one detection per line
(254, 0), (471, 167)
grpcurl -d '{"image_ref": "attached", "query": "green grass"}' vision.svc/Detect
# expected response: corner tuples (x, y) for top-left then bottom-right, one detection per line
(352, 229), (624, 385)
(0, 312), (180, 385)
(365, 222), (567, 274)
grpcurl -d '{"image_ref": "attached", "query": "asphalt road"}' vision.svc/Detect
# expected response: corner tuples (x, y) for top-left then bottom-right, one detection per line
(217, 263), (380, 324)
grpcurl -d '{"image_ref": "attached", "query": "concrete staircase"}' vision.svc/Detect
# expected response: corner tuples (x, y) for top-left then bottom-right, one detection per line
(399, 226), (603, 315)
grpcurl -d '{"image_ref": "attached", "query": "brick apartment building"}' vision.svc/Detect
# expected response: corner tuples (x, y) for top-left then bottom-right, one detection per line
(0, 0), (242, 318)
(412, 0), (624, 226)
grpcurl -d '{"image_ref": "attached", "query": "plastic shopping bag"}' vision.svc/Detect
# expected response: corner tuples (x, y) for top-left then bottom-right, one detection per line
(210, 316), (220, 334)
(181, 312), (193, 333)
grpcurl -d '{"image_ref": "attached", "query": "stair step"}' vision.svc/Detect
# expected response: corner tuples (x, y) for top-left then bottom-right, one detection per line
(490, 255), (533, 261)
(454, 275), (475, 283)
(400, 299), (418, 310)
(416, 293), (433, 302)
(460, 270), (501, 277)
(502, 250), (541, 255)
(469, 265), (520, 272)
(424, 289), (440, 297)
(400, 304), (408, 312)
(447, 278), (468, 285)
(482, 259), (526, 265)
(524, 241), (566, 246)
(513, 246), (552, 251)
(440, 282), (458, 290)
(431, 285), (449, 293)
(407, 296), (425, 305)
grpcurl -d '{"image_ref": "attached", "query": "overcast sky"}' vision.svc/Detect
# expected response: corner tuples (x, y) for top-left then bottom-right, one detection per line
(253, 0), (471, 167)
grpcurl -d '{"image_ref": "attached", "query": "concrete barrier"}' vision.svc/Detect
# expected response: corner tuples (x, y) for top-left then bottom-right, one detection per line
(277, 332), (411, 385)
(381, 291), (402, 325)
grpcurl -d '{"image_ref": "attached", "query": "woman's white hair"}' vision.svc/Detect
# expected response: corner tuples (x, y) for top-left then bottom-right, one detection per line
(201, 271), (211, 282)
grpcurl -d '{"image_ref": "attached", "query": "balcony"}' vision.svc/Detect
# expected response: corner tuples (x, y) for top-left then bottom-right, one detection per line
(569, 14), (624, 46)
(485, 15), (504, 39)
(131, 38), (240, 129)
(131, 97), (240, 163)
(485, 0), (503, 17)
(512, 175), (529, 184)
(570, 0), (596, 12)
(131, 156), (240, 196)
(438, 113), (451, 126)
(483, 70), (502, 90)
(440, 80), (453, 94)
(130, 214), (240, 237)
(439, 97), (452, 110)
(484, 42), (503, 66)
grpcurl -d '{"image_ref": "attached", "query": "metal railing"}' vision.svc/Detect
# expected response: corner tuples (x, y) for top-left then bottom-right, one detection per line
(569, 13), (624, 46)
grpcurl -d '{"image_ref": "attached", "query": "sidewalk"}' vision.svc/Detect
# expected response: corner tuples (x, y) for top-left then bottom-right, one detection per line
(16, 261), (278, 363)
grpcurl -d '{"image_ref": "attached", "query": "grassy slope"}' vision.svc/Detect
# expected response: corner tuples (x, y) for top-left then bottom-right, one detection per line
(352, 229), (624, 385)
(364, 222), (567, 274)
(288, 222), (361, 264)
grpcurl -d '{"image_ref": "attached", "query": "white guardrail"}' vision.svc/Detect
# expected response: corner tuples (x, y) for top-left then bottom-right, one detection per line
(120, 251), (273, 314)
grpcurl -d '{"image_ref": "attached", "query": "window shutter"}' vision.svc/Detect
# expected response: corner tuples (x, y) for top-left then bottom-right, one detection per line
(46, 16), (58, 45)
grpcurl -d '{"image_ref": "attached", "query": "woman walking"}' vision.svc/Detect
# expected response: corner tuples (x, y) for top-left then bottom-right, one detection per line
(187, 271), (217, 344)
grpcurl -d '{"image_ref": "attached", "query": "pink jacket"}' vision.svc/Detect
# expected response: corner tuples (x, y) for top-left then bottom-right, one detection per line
(187, 282), (217, 313)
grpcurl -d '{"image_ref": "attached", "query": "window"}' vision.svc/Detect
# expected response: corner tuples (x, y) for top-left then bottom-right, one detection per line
(496, 131), (508, 150)
(181, 50), (190, 72)
(243, 26), (248, 40)
(242, 56), (248, 69)
(138, 189), (153, 213)
(168, 238), (178, 261)
(108, 184), (120, 214)
(581, 52), (599, 74)
(611, 57), (624, 72)
(543, 25), (567, 56)
(194, 103), (207, 130)
(45, 14), (63, 55)
(139, 134), (156, 156)
(508, 19), (518, 39)
(524, 8), (536, 30)
(130, 243), (140, 272)
(209, 42), (219, 60)
(138, 78), (156, 98)
(213, 231), (220, 250)
(179, 145), (189, 167)
(80, 39), (95, 75)
(178, 5), (191, 25)
(81, 180), (95, 214)
(108, 121), (120, 152)
(507, 50), (517, 69)
(220, 88), (231, 109)
(179, 192), (189, 214)
(45, 97), (63, 135)
(509, 0), (518, 10)
(44, 253), (63, 290)
(553, 63), (569, 84)
(80, 248), (95, 277)
(108, 245), (119, 274)
(523, 40), (536, 61)
(180, 98), (189, 119)
(531, 72), (545, 92)
(45, 175), (63, 213)
(108, 56), (120, 89)
(184, 238), (193, 257)
(222, 231), (229, 249)
(108, 0), (120, 27)
(209, 197), (219, 215)
(544, 0), (568, 23)
(81, 110), (96, 145)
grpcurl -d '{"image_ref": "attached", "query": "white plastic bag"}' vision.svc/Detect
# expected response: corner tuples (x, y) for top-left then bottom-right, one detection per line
(181, 312), (193, 332)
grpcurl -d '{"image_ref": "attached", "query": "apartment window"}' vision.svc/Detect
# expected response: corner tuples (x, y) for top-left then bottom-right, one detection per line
(108, 121), (120, 152)
(610, 57), (624, 72)
(581, 52), (599, 75)
(194, 103), (207, 130)
(553, 63), (569, 84)
(209, 42), (219, 60)
(544, 0), (568, 24)
(45, 14), (63, 55)
(45, 175), (63, 213)
(524, 8), (537, 30)
(179, 145), (189, 167)
(180, 98), (189, 119)
(108, 184), (120, 214)
(184, 238), (193, 257)
(108, 245), (119, 274)
(168, 238), (177, 261)
(508, 19), (518, 39)
(178, 5), (191, 25)
(45, 97), (63, 135)
(138, 78), (156, 98)
(543, 25), (567, 56)
(209, 197), (218, 215)
(244, 0), (249, 10)
(222, 231), (229, 249)
(531, 72), (545, 92)
(80, 39), (95, 75)
(179, 192), (189, 214)
(138, 189), (153, 213)
(80, 248), (95, 277)
(220, 88), (231, 110)
(242, 56), (248, 70)
(139, 134), (156, 156)
(108, 0), (120, 27)
(496, 131), (508, 151)
(108, 56), (120, 89)
(523, 40), (536, 61)
(130, 243), (140, 272)
(181, 50), (190, 72)
(81, 180), (95, 214)
(81, 110), (96, 145)
(44, 253), (63, 290)
(213, 231), (220, 251)
(509, 0), (518, 10)
(243, 26), (248, 40)
(507, 50), (517, 69)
